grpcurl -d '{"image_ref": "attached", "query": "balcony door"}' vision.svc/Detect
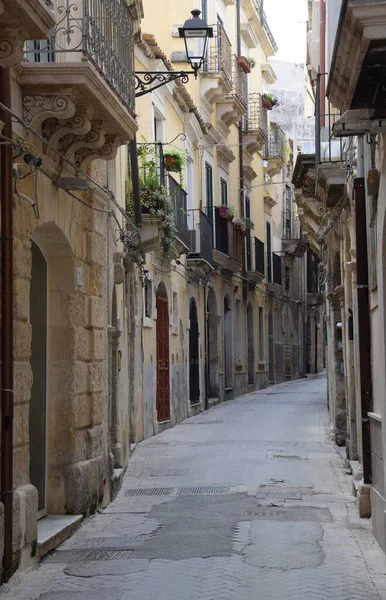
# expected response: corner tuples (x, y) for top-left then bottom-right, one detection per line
(189, 299), (200, 405)
(156, 285), (170, 422)
(29, 240), (48, 516)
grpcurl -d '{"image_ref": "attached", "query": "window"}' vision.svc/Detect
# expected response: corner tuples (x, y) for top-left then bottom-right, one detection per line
(259, 306), (264, 361)
(144, 280), (152, 319)
(205, 162), (213, 217)
(285, 266), (290, 293)
(236, 299), (242, 362)
(266, 221), (272, 283)
(220, 177), (228, 206)
(285, 185), (292, 239)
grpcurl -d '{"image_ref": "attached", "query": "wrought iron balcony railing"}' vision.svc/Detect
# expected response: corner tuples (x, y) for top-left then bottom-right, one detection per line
(187, 209), (214, 266)
(203, 23), (232, 89)
(282, 211), (301, 241)
(315, 72), (351, 167)
(169, 176), (189, 248)
(229, 55), (248, 109)
(25, 0), (135, 111)
(246, 235), (265, 276)
(243, 93), (268, 138)
(264, 126), (286, 162)
(214, 207), (244, 264)
(255, 0), (278, 52)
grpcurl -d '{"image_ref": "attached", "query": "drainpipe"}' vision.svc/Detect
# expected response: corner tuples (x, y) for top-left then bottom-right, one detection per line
(237, 0), (244, 221)
(0, 66), (14, 577)
(129, 136), (142, 227)
(320, 0), (326, 127)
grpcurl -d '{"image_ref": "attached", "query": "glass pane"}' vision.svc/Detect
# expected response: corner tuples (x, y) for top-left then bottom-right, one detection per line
(30, 242), (47, 513)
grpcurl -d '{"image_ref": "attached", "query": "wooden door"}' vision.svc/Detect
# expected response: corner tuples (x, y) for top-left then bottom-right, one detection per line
(156, 295), (170, 421)
(189, 301), (200, 405)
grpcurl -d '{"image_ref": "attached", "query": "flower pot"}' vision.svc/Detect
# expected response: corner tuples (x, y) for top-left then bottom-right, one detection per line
(164, 155), (180, 172)
(219, 206), (228, 217)
(237, 56), (251, 74)
(262, 97), (273, 110)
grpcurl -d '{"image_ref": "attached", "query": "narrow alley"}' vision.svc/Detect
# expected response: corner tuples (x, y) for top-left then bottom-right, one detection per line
(3, 376), (386, 600)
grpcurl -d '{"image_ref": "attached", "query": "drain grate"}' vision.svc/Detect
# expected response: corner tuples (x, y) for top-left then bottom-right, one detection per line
(76, 537), (140, 549)
(124, 488), (173, 496)
(182, 420), (224, 425)
(257, 491), (302, 501)
(83, 550), (133, 561)
(150, 469), (188, 477)
(177, 486), (229, 495)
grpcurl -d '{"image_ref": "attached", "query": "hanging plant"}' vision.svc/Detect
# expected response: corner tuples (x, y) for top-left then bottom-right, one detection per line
(163, 148), (190, 187)
(262, 93), (279, 110)
(241, 217), (255, 230)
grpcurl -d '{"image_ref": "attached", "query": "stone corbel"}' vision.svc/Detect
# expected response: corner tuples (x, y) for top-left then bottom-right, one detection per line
(23, 95), (76, 130)
(78, 134), (121, 170)
(61, 122), (106, 164)
(0, 30), (27, 67)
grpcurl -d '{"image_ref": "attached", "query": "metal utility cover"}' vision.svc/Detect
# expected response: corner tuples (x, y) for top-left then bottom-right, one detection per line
(124, 488), (174, 496)
(177, 486), (229, 495)
(257, 491), (302, 501)
(83, 550), (133, 561)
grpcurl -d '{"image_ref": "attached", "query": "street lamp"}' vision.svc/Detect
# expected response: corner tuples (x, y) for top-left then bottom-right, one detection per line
(135, 9), (213, 97)
(179, 9), (213, 78)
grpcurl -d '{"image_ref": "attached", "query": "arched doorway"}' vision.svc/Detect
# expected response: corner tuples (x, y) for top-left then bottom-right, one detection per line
(224, 295), (233, 389)
(30, 240), (48, 515)
(156, 284), (170, 421)
(189, 298), (200, 405)
(247, 303), (254, 385)
(207, 287), (219, 399)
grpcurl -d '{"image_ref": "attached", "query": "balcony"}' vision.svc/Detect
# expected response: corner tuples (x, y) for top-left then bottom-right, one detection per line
(201, 24), (233, 111)
(0, 0), (56, 66)
(19, 0), (137, 173)
(281, 211), (306, 257)
(246, 236), (265, 284)
(187, 209), (214, 275)
(326, 0), (386, 113)
(212, 207), (243, 273)
(217, 57), (248, 132)
(243, 93), (269, 155)
(316, 74), (351, 208)
(169, 176), (189, 255)
(264, 125), (286, 176)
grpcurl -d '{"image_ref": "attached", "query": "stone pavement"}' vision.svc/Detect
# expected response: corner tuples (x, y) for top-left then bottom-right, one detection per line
(3, 375), (386, 599)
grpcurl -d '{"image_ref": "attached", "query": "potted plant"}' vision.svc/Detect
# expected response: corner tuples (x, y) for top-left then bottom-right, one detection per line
(237, 56), (251, 74)
(241, 217), (255, 230)
(233, 217), (244, 231)
(219, 205), (235, 220)
(245, 57), (256, 69)
(262, 93), (279, 110)
(163, 148), (190, 186)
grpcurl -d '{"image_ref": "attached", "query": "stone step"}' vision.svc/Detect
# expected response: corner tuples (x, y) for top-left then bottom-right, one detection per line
(37, 514), (83, 559)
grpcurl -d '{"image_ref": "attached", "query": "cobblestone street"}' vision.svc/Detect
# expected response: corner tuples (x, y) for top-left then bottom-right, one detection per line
(2, 376), (386, 600)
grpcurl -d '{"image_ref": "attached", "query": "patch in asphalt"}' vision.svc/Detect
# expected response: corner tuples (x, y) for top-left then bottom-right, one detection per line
(250, 506), (332, 522)
(150, 469), (189, 476)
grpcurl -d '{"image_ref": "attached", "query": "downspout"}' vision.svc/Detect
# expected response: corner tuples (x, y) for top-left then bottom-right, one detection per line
(0, 66), (14, 577)
(129, 136), (142, 227)
(320, 0), (326, 127)
(237, 0), (244, 220)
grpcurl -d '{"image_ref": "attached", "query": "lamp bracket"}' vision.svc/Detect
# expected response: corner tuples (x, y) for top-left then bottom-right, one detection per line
(135, 71), (196, 97)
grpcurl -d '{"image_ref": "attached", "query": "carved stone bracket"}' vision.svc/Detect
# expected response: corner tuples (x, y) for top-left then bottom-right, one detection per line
(23, 95), (76, 130)
(0, 30), (26, 67)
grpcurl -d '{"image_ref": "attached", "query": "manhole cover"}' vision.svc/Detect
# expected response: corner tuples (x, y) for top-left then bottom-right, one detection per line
(251, 506), (332, 522)
(177, 486), (229, 495)
(271, 455), (308, 461)
(125, 488), (173, 496)
(257, 491), (302, 501)
(76, 537), (141, 549)
(150, 469), (188, 477)
(83, 550), (132, 561)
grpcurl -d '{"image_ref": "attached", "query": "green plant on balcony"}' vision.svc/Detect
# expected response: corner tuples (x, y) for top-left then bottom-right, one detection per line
(125, 141), (177, 258)
(219, 205), (235, 220)
(163, 148), (190, 187)
(245, 57), (256, 69)
(241, 217), (255, 230)
(262, 93), (279, 110)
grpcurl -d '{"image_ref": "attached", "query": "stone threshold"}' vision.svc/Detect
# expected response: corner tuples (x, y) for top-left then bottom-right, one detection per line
(37, 514), (83, 559)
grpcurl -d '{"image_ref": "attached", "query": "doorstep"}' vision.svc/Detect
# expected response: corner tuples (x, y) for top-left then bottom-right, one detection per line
(37, 514), (83, 559)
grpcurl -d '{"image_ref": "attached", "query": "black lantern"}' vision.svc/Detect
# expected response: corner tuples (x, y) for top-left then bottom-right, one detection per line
(179, 9), (213, 78)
